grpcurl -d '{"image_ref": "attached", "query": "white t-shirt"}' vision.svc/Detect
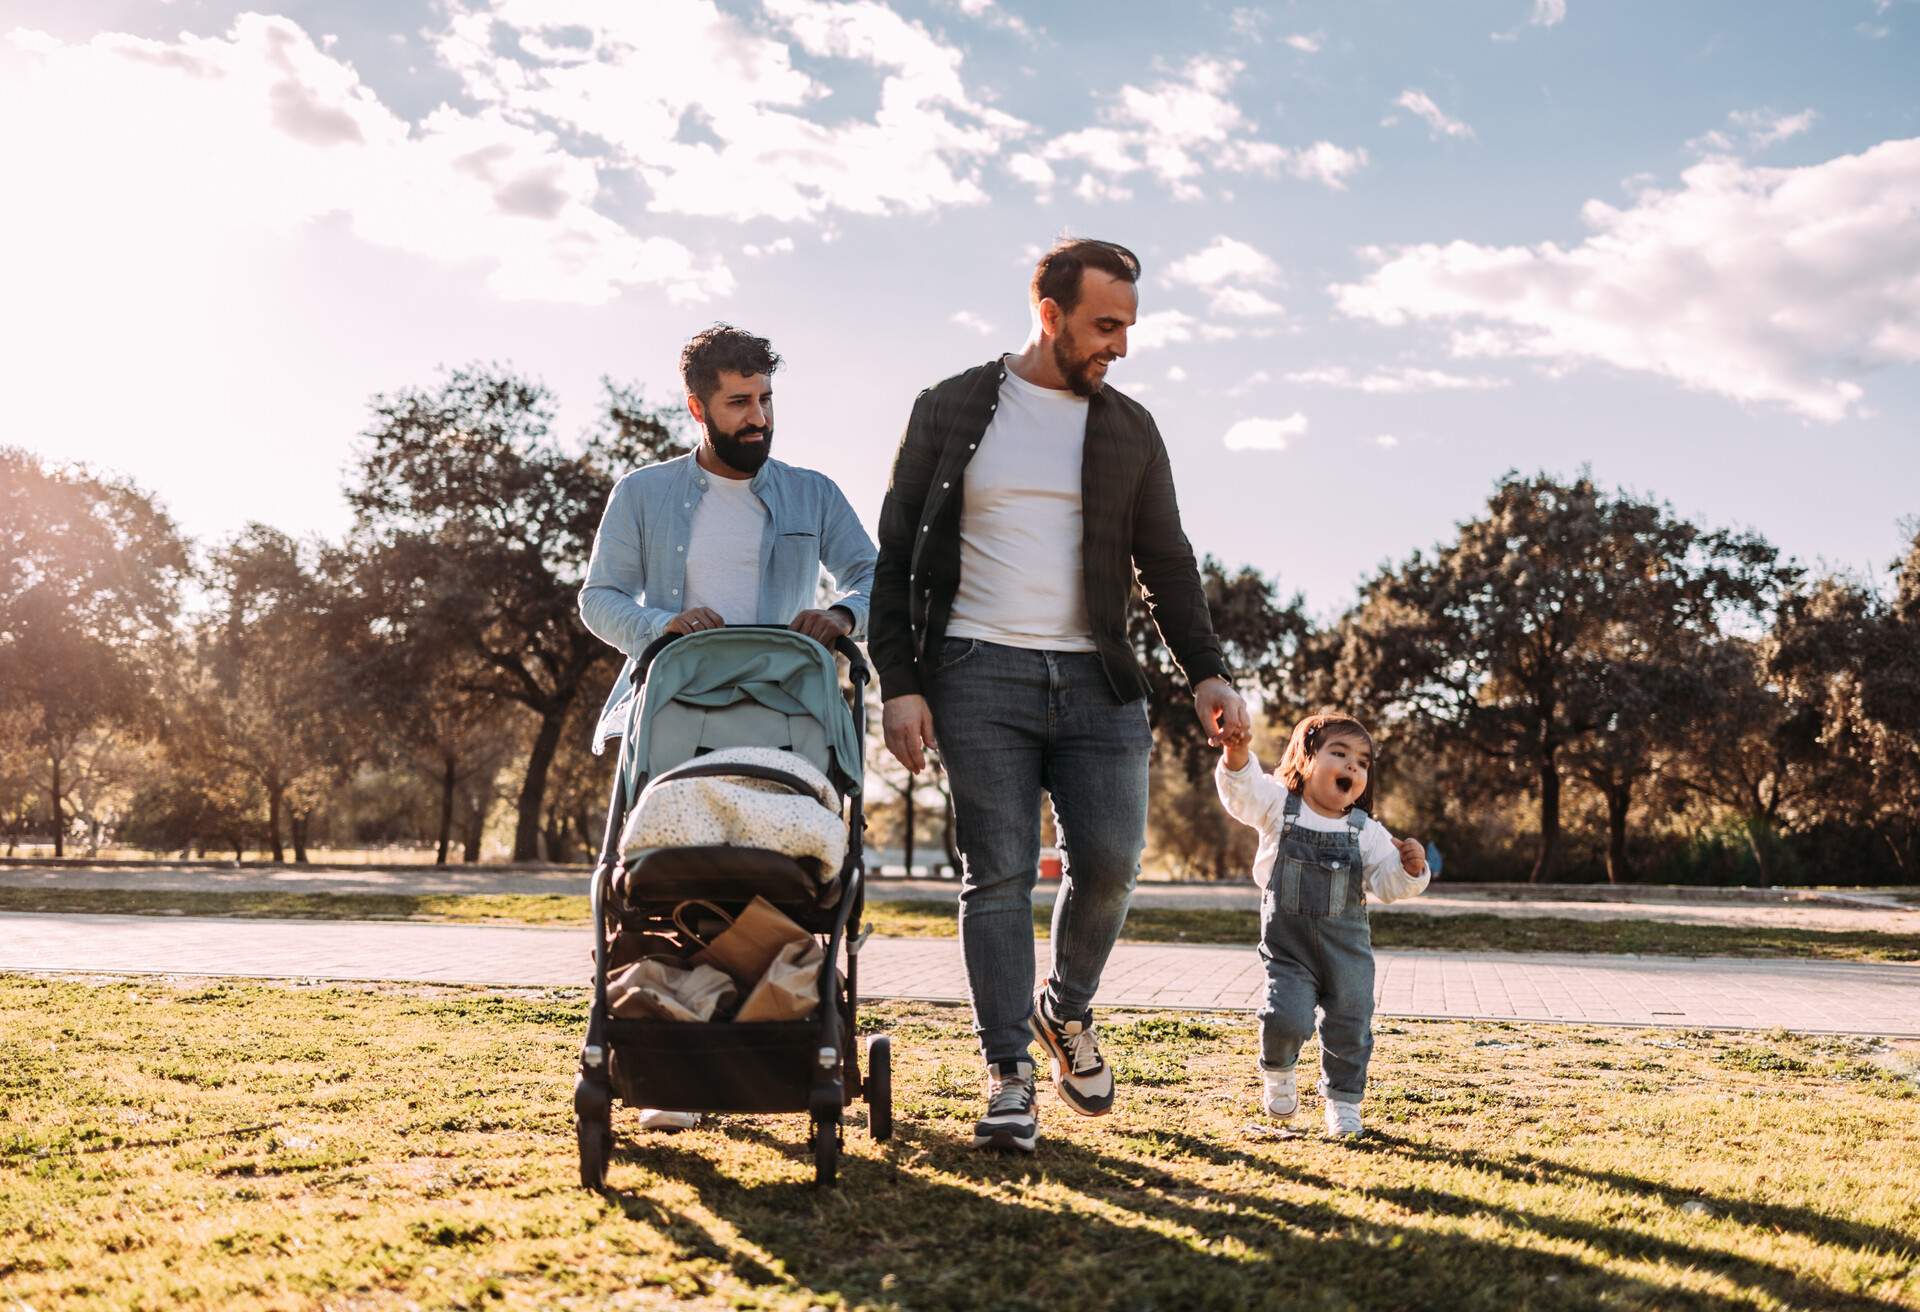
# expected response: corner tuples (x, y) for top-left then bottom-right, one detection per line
(1214, 753), (1431, 903)
(945, 364), (1097, 652)
(683, 474), (768, 623)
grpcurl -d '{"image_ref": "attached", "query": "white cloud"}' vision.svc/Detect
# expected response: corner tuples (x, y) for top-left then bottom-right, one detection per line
(947, 0), (1032, 39)
(1493, 0), (1566, 40)
(744, 236), (797, 257)
(1691, 108), (1818, 155)
(1166, 365), (1189, 382)
(1073, 172), (1134, 203)
(1006, 151), (1055, 190)
(1282, 365), (1507, 393)
(1168, 236), (1280, 288)
(1392, 90), (1475, 141)
(1281, 141), (1369, 190)
(1129, 310), (1198, 351)
(0, 16), (730, 305)
(1226, 368), (1272, 397)
(436, 0), (1028, 225)
(1373, 434), (1401, 448)
(950, 310), (995, 334)
(1330, 139), (1920, 421)
(1284, 32), (1324, 53)
(1044, 58), (1364, 198)
(1210, 287), (1287, 318)
(1223, 414), (1308, 451)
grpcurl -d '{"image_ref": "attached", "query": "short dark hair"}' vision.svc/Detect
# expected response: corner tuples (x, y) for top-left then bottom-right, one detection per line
(1279, 710), (1377, 815)
(680, 324), (781, 403)
(1030, 238), (1141, 314)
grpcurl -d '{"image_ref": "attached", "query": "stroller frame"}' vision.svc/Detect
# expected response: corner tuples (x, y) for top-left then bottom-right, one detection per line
(573, 626), (888, 1188)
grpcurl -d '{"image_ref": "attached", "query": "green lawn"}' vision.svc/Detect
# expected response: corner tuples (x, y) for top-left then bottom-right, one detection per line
(1, 977), (1916, 1310)
(8, 886), (1920, 962)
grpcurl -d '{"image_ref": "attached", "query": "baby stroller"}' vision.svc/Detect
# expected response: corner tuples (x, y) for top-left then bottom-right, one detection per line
(573, 625), (889, 1188)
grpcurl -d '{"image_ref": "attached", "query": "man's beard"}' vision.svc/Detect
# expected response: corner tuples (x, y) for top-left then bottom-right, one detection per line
(1051, 326), (1109, 398)
(704, 415), (774, 474)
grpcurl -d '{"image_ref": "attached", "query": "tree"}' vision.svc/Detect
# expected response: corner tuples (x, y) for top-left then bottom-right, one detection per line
(199, 526), (356, 863)
(0, 449), (189, 855)
(347, 368), (685, 861)
(1315, 472), (1785, 882)
(1129, 556), (1311, 782)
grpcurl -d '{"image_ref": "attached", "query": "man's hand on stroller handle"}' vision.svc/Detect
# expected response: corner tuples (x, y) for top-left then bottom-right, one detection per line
(883, 694), (938, 774)
(665, 606), (726, 635)
(789, 607), (854, 645)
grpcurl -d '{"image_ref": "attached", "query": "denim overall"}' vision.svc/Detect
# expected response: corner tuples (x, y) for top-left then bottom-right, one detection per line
(1259, 792), (1375, 1105)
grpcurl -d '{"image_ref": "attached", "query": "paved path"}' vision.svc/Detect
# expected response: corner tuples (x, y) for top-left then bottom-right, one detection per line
(5, 911), (1916, 1036)
(6, 867), (1916, 932)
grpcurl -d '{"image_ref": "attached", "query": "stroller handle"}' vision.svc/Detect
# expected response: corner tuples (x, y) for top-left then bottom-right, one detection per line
(634, 623), (871, 686)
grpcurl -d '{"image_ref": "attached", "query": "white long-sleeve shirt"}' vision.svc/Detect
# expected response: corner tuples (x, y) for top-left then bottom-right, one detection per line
(1215, 753), (1431, 903)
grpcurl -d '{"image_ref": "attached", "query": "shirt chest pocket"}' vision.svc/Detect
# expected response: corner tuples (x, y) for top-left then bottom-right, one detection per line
(768, 528), (819, 600)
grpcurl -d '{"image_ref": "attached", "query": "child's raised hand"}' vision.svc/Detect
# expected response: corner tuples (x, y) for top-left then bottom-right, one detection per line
(1394, 836), (1427, 876)
(1220, 730), (1251, 771)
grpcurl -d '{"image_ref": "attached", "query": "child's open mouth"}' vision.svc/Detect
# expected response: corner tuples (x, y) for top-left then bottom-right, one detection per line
(1334, 777), (1353, 795)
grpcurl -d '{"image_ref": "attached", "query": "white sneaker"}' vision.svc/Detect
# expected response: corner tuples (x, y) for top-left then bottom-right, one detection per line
(1323, 1100), (1364, 1137)
(1260, 1067), (1298, 1117)
(636, 1108), (701, 1131)
(971, 1059), (1039, 1153)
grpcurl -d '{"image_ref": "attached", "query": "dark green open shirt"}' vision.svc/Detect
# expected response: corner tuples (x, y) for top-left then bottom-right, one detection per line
(871, 358), (1229, 703)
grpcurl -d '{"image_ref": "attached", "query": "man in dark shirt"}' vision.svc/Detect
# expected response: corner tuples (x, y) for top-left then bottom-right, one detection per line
(870, 238), (1250, 1152)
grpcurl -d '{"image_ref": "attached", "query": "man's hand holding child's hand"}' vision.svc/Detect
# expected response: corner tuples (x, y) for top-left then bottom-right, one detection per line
(1393, 836), (1428, 877)
(1220, 727), (1252, 773)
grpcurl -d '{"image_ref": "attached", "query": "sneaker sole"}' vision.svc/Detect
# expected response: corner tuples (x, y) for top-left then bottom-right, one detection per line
(970, 1126), (1038, 1153)
(1027, 1013), (1114, 1117)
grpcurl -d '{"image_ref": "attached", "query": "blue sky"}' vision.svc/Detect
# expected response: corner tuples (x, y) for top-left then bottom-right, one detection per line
(3, 0), (1916, 616)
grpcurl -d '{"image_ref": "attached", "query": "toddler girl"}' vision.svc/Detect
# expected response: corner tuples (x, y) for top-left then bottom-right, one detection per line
(1215, 711), (1430, 1137)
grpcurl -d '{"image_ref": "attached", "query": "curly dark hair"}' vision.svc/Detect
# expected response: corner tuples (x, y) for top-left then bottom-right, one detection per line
(1030, 238), (1142, 314)
(680, 324), (782, 403)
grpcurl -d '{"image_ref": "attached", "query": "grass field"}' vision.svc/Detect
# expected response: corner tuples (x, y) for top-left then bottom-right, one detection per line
(2, 976), (1917, 1310)
(7, 886), (1920, 962)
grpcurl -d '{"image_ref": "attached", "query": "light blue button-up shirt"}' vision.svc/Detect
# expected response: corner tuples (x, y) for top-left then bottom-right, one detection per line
(579, 452), (876, 750)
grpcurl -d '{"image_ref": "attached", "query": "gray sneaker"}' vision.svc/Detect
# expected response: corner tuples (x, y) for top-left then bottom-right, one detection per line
(1029, 989), (1115, 1117)
(970, 1059), (1038, 1153)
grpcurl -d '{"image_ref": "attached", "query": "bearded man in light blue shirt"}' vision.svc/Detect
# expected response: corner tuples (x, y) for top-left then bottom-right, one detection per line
(580, 324), (877, 752)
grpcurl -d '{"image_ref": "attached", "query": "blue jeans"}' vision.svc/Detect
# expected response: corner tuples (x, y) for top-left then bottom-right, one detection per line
(927, 638), (1152, 1064)
(1258, 806), (1375, 1103)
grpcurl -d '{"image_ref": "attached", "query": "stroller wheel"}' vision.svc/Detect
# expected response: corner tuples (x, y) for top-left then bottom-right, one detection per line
(576, 1113), (612, 1189)
(865, 1035), (893, 1142)
(811, 1111), (841, 1187)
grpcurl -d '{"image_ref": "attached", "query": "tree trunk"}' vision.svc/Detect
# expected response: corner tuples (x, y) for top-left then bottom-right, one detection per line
(268, 783), (286, 863)
(1602, 781), (1631, 885)
(1529, 752), (1560, 884)
(436, 755), (456, 867)
(462, 798), (484, 863)
(1742, 817), (1773, 887)
(291, 813), (310, 865)
(902, 787), (915, 878)
(49, 750), (64, 859)
(513, 709), (568, 862)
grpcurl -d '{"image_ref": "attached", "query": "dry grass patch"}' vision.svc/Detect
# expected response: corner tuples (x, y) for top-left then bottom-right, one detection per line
(3, 977), (1918, 1310)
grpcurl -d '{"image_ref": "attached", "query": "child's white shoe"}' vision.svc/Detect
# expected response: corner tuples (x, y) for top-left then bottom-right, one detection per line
(1323, 1100), (1364, 1137)
(1260, 1067), (1298, 1118)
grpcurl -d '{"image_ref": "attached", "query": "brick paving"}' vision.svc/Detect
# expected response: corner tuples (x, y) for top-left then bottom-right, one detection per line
(4, 911), (1917, 1036)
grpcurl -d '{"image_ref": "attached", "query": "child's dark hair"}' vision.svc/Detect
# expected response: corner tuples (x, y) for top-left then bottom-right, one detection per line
(1279, 711), (1377, 815)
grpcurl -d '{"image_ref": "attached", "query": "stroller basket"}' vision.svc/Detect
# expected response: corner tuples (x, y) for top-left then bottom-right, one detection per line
(573, 626), (892, 1189)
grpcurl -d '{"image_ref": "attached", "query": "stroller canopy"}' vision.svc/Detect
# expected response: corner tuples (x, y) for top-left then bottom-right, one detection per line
(620, 628), (863, 804)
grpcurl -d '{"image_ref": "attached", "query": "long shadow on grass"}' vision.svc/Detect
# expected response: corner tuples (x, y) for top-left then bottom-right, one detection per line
(1366, 1129), (1920, 1268)
(600, 1122), (1837, 1312)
